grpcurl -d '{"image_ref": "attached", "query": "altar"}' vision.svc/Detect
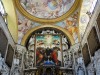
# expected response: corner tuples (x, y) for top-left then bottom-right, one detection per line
(36, 59), (59, 75)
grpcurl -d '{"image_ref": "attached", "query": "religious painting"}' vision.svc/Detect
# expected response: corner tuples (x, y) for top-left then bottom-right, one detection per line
(52, 35), (60, 47)
(36, 35), (45, 48)
(36, 47), (62, 66)
(36, 35), (62, 66)
(36, 35), (60, 48)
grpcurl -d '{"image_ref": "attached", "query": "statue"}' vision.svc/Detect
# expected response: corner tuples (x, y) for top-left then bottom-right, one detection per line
(13, 56), (20, 66)
(11, 54), (20, 75)
(11, 67), (20, 75)
(2, 65), (9, 75)
(76, 57), (85, 75)
(0, 53), (10, 75)
(94, 49), (100, 75)
(77, 66), (85, 75)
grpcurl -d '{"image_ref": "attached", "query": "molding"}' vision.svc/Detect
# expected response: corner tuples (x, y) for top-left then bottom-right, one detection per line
(21, 25), (75, 46)
(14, 0), (80, 23)
(78, 0), (83, 42)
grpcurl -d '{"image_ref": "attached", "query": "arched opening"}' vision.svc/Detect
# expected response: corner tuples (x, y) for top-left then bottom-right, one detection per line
(21, 25), (75, 75)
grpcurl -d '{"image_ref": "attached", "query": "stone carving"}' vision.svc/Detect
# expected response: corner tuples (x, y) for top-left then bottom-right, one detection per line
(10, 45), (26, 75)
(24, 50), (34, 69)
(77, 65), (85, 75)
(11, 67), (21, 75)
(87, 62), (95, 75)
(63, 50), (73, 68)
(10, 53), (21, 75)
(94, 49), (100, 75)
(75, 56), (85, 75)
(1, 64), (9, 75)
(0, 53), (10, 75)
(86, 49), (100, 75)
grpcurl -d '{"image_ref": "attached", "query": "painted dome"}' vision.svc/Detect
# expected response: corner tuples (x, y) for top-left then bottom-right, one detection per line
(15, 0), (79, 23)
(20, 0), (75, 19)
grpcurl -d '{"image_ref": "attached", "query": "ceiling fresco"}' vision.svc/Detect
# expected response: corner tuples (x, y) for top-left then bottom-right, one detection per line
(7, 0), (98, 44)
(15, 0), (80, 23)
(20, 0), (75, 19)
(17, 11), (40, 44)
(17, 8), (79, 44)
(56, 9), (78, 35)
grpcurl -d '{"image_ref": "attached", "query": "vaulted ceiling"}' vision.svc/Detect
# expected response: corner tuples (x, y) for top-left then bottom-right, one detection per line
(14, 0), (80, 44)
(1, 0), (97, 44)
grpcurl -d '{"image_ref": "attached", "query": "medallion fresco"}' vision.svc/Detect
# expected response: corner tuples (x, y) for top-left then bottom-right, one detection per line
(20, 0), (75, 19)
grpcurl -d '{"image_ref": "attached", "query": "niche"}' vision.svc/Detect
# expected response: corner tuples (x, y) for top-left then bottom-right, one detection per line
(0, 28), (8, 58)
(82, 43), (91, 67)
(87, 27), (100, 56)
(5, 44), (14, 68)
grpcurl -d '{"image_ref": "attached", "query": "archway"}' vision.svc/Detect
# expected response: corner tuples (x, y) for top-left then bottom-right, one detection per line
(21, 25), (75, 75)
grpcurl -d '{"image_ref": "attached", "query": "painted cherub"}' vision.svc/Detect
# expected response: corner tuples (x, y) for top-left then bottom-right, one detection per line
(18, 18), (32, 34)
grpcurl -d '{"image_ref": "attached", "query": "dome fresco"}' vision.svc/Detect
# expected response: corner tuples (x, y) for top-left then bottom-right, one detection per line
(20, 0), (75, 19)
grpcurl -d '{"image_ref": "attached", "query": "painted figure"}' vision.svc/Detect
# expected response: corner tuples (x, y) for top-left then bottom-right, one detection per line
(51, 47), (61, 65)
(20, 0), (75, 19)
(36, 47), (45, 65)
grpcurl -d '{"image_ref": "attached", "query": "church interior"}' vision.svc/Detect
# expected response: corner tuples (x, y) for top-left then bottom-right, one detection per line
(0, 0), (100, 75)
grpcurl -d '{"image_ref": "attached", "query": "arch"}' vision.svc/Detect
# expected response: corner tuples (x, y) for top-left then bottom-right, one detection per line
(21, 25), (75, 46)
